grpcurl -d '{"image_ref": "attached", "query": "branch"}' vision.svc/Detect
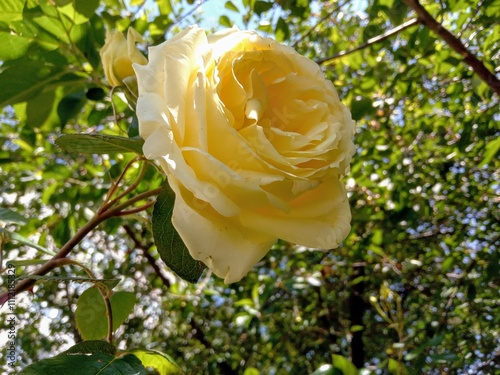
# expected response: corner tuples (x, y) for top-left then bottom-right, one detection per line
(317, 18), (420, 65)
(0, 188), (163, 303)
(122, 224), (171, 288)
(403, 0), (500, 95)
(293, 0), (350, 48)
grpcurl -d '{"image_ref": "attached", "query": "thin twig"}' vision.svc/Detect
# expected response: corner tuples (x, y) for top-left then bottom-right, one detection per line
(293, 0), (349, 48)
(403, 0), (500, 95)
(122, 224), (171, 288)
(317, 18), (420, 65)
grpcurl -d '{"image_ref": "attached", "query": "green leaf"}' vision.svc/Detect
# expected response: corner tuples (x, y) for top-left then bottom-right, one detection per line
(130, 349), (184, 374)
(55, 134), (145, 154)
(56, 0), (100, 25)
(275, 17), (290, 42)
(219, 15), (232, 28)
(0, 0), (25, 22)
(110, 291), (136, 331)
(57, 92), (86, 127)
(331, 354), (358, 375)
(0, 228), (56, 256)
(479, 136), (500, 167)
(351, 97), (374, 121)
(253, 0), (273, 15)
(86, 87), (106, 101)
(225, 1), (239, 12)
(18, 340), (147, 375)
(388, 359), (409, 375)
(152, 185), (206, 283)
(75, 288), (135, 340)
(128, 114), (140, 138)
(0, 207), (26, 224)
(0, 60), (83, 108)
(0, 31), (32, 60)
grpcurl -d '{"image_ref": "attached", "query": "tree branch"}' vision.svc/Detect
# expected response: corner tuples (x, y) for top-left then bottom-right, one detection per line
(0, 188), (163, 303)
(122, 224), (171, 288)
(317, 18), (420, 65)
(403, 0), (500, 95)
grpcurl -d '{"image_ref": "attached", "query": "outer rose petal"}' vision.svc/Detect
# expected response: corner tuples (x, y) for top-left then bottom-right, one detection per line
(169, 177), (276, 283)
(240, 178), (351, 248)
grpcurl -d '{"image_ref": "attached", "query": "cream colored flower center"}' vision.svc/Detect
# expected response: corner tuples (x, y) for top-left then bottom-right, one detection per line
(216, 49), (337, 174)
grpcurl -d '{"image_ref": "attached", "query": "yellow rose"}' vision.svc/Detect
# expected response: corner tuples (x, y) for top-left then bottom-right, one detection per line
(135, 26), (355, 283)
(100, 28), (147, 87)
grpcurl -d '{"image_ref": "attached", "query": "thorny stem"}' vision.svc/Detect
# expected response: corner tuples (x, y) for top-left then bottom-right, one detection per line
(0, 187), (163, 304)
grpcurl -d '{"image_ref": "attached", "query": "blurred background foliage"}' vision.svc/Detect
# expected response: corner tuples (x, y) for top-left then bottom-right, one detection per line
(0, 0), (499, 374)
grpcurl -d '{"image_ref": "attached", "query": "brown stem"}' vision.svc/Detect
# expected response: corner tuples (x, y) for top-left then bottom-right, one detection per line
(317, 18), (420, 65)
(122, 224), (171, 288)
(0, 187), (163, 303)
(403, 0), (500, 95)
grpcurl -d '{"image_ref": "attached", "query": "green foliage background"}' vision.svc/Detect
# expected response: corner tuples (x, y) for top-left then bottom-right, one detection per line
(1, 0), (499, 374)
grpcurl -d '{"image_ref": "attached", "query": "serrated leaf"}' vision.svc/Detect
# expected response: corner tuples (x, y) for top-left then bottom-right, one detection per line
(0, 207), (26, 224)
(75, 288), (135, 340)
(55, 134), (144, 154)
(18, 340), (147, 375)
(152, 186), (205, 283)
(130, 349), (184, 374)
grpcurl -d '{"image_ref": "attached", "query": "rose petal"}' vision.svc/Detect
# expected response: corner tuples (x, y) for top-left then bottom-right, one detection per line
(170, 178), (276, 283)
(240, 178), (351, 248)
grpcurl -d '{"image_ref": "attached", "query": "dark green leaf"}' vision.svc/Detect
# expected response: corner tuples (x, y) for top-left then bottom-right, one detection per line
(350, 97), (374, 120)
(253, 1), (273, 15)
(128, 114), (140, 138)
(57, 92), (86, 127)
(86, 87), (106, 101)
(55, 134), (144, 154)
(152, 185), (206, 283)
(18, 340), (146, 375)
